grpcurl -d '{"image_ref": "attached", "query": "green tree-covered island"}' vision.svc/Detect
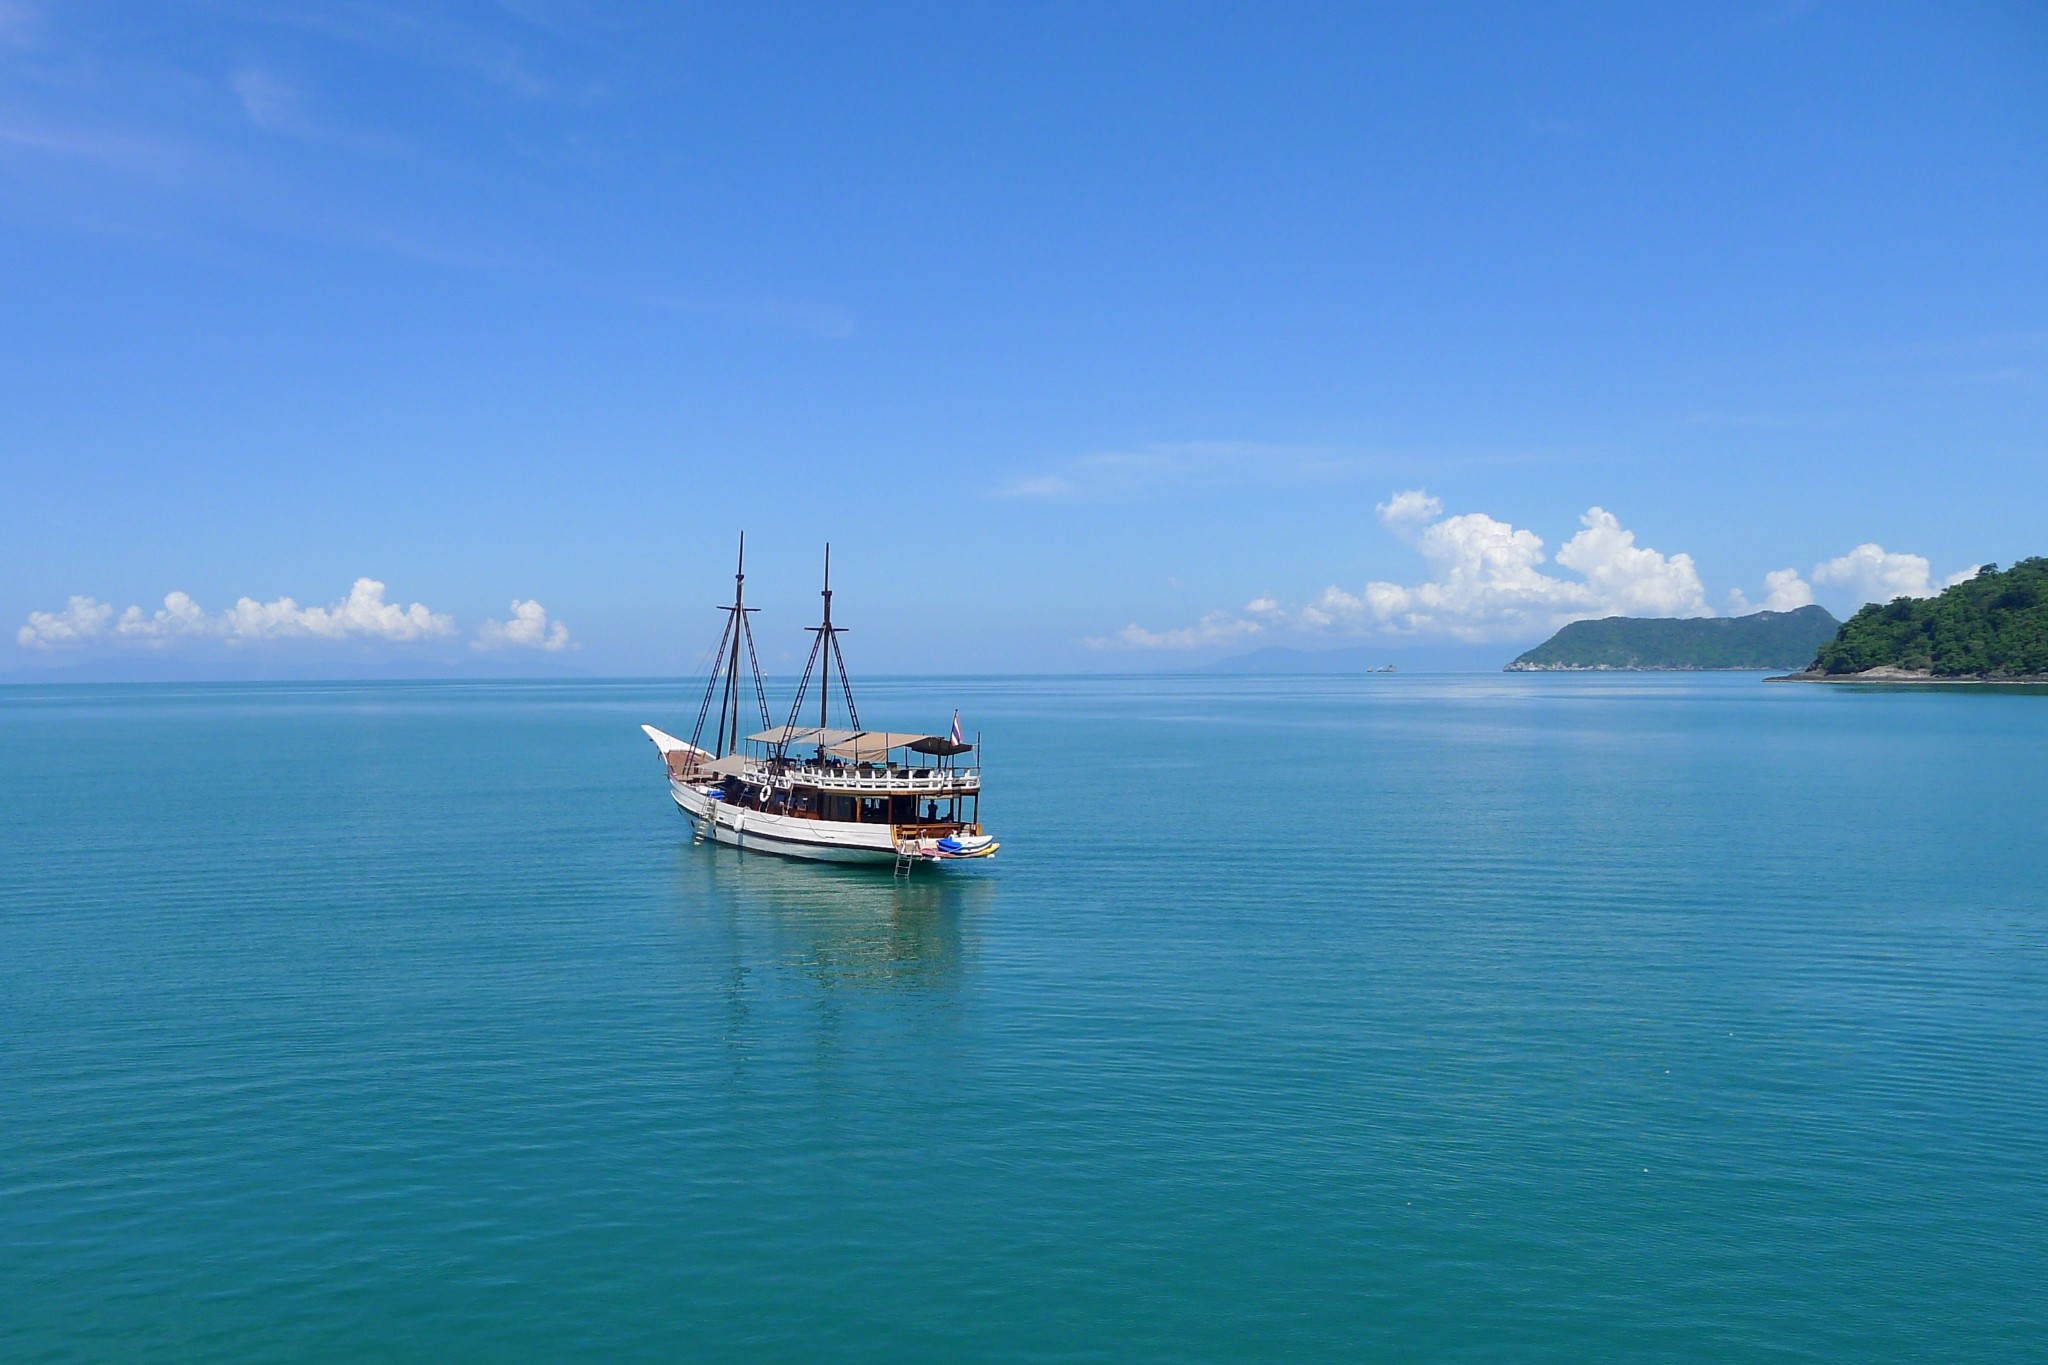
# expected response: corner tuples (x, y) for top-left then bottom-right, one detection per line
(1776, 557), (2048, 682)
(1505, 606), (1841, 671)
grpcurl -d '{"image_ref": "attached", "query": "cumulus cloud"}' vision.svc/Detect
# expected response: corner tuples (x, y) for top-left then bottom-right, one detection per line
(473, 599), (572, 651)
(1301, 502), (1708, 642)
(1086, 605), (1268, 650)
(18, 595), (115, 648)
(1093, 492), (1712, 648)
(1086, 494), (1999, 652)
(1375, 489), (1442, 538)
(1553, 509), (1711, 617)
(1728, 567), (1816, 615)
(1359, 510), (1568, 638)
(18, 579), (456, 650)
(1811, 544), (1936, 602)
(1810, 545), (1982, 606)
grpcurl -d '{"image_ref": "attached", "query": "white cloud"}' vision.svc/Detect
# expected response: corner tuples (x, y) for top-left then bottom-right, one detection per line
(18, 578), (456, 649)
(1090, 491), (1713, 648)
(1312, 503), (1708, 641)
(998, 475), (1074, 499)
(17, 595), (115, 648)
(116, 591), (209, 640)
(1086, 610), (1264, 651)
(1745, 545), (1983, 613)
(1087, 493), (1997, 653)
(473, 599), (572, 651)
(1728, 567), (1816, 614)
(1375, 489), (1442, 538)
(1553, 508), (1711, 618)
(1812, 543), (1933, 602)
(1367, 509), (1579, 639)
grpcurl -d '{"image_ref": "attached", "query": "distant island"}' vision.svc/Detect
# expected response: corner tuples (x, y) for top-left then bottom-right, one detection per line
(1505, 605), (1841, 672)
(1773, 558), (2048, 683)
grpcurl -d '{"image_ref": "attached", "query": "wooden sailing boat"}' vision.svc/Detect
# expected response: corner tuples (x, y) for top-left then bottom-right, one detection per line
(642, 538), (997, 867)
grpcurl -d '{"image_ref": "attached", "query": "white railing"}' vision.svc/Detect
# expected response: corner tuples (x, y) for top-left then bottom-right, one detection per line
(755, 764), (979, 793)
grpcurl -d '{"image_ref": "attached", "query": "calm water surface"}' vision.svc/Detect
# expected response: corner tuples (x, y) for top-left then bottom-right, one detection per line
(3, 675), (2045, 1361)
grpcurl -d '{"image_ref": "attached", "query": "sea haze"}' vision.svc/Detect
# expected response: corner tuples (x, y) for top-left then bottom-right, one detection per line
(3, 676), (2044, 1361)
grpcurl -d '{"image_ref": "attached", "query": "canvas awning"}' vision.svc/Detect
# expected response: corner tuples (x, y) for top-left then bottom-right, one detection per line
(746, 725), (954, 758)
(692, 753), (757, 779)
(822, 731), (943, 760)
(745, 725), (862, 748)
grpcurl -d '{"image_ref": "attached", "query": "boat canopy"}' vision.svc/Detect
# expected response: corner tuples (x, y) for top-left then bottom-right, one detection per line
(744, 724), (961, 760)
(824, 731), (943, 759)
(747, 725), (863, 747)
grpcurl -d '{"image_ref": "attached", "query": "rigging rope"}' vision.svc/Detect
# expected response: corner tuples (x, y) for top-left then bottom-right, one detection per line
(688, 609), (737, 757)
(778, 630), (824, 758)
(830, 631), (861, 731)
(741, 612), (773, 732)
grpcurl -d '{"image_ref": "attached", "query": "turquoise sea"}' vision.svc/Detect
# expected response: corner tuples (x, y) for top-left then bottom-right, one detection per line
(4, 674), (2045, 1361)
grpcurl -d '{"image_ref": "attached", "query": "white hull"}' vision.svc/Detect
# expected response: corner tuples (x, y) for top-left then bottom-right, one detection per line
(670, 780), (904, 865)
(644, 723), (995, 867)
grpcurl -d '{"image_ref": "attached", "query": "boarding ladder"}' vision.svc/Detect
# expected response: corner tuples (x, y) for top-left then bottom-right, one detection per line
(693, 801), (718, 845)
(894, 834), (918, 878)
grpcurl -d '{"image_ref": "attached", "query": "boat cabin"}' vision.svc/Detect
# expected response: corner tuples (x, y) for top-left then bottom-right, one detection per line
(658, 539), (993, 857)
(676, 725), (982, 839)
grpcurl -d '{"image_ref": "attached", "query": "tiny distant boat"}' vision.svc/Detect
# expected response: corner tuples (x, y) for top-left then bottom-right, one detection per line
(642, 539), (998, 871)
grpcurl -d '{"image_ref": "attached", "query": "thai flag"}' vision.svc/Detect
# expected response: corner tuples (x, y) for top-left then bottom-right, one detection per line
(949, 710), (964, 746)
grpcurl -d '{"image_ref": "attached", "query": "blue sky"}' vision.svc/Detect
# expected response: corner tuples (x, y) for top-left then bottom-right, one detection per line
(5, 1), (2044, 676)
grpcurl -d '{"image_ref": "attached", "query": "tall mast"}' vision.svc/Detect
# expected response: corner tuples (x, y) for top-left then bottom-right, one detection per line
(691, 533), (771, 761)
(777, 543), (860, 762)
(818, 545), (832, 733)
(722, 534), (747, 755)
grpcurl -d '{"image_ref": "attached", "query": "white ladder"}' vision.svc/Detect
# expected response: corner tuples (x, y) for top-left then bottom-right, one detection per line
(693, 802), (718, 845)
(894, 838), (917, 878)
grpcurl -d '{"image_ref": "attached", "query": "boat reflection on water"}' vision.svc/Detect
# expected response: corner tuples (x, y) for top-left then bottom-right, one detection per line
(668, 849), (997, 1075)
(668, 842), (996, 1001)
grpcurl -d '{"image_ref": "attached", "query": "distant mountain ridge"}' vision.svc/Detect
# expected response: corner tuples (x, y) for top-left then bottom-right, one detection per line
(1206, 640), (1510, 674)
(1506, 606), (1841, 672)
(1209, 645), (1402, 674)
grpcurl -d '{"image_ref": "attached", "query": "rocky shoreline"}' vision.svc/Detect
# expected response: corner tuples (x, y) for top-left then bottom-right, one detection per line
(1768, 666), (2048, 685)
(1504, 663), (1792, 672)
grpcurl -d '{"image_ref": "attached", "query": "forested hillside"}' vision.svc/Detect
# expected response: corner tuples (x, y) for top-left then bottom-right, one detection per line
(1808, 559), (2048, 677)
(1506, 606), (1840, 671)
